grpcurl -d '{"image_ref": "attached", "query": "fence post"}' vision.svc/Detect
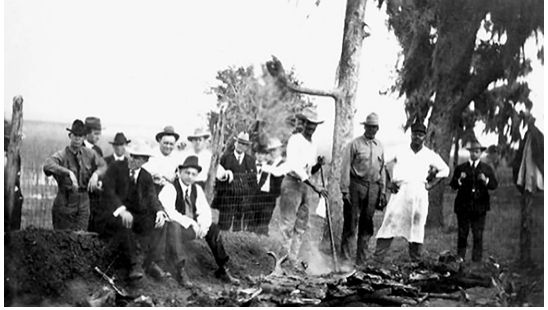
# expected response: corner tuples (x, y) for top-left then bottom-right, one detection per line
(5, 95), (24, 232)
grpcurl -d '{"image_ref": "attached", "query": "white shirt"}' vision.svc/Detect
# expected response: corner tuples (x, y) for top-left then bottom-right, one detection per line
(113, 153), (125, 161)
(84, 140), (94, 149)
(158, 179), (212, 235)
(181, 149), (212, 183)
(233, 150), (244, 165)
(389, 145), (450, 184)
(143, 147), (183, 183)
(284, 133), (317, 182)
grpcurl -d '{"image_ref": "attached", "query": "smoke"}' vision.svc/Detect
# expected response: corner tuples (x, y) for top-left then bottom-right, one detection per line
(301, 238), (334, 276)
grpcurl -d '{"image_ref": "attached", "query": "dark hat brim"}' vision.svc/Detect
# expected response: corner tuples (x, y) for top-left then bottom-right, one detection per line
(66, 128), (87, 136)
(156, 132), (180, 142)
(178, 164), (202, 173)
(188, 134), (210, 140)
(466, 146), (487, 151)
(109, 140), (131, 145)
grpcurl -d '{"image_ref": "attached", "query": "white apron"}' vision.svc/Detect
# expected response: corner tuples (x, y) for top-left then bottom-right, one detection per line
(375, 181), (428, 243)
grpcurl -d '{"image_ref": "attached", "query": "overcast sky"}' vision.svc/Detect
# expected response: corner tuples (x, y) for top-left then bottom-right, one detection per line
(3, 0), (544, 158)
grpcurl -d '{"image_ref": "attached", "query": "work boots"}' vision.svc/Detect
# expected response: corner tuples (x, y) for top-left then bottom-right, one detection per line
(147, 262), (171, 280)
(215, 266), (240, 285)
(175, 260), (193, 288)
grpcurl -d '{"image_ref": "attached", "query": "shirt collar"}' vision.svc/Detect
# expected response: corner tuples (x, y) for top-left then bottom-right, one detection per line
(234, 151), (244, 159)
(469, 160), (478, 168)
(113, 153), (125, 161)
(178, 178), (190, 193)
(84, 140), (94, 149)
(362, 135), (377, 145)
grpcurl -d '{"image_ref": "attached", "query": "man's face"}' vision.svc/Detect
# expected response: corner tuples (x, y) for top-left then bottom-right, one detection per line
(86, 129), (101, 145)
(190, 137), (206, 153)
(411, 131), (426, 147)
(159, 136), (176, 156)
(128, 154), (148, 171)
(364, 124), (379, 139)
(469, 149), (482, 161)
(113, 144), (126, 157)
(69, 133), (85, 149)
(179, 167), (198, 186)
(234, 141), (248, 154)
(256, 152), (268, 164)
(269, 147), (282, 162)
(303, 121), (318, 138)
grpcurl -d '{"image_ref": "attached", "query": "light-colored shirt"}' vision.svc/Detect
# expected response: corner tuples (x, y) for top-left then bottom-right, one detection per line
(181, 149), (212, 183)
(84, 140), (94, 150)
(285, 133), (317, 182)
(143, 147), (183, 183)
(390, 145), (449, 184)
(158, 179), (212, 234)
(113, 153), (125, 161)
(340, 136), (385, 193)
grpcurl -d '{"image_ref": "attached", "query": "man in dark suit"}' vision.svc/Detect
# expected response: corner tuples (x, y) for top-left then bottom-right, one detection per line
(104, 132), (130, 166)
(100, 139), (170, 281)
(450, 141), (498, 262)
(213, 132), (258, 231)
(250, 138), (285, 235)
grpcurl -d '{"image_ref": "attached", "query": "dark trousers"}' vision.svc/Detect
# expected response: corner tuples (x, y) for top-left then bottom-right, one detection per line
(249, 192), (277, 235)
(341, 181), (379, 265)
(374, 238), (422, 261)
(102, 213), (167, 268)
(167, 221), (229, 268)
(52, 190), (90, 231)
(456, 212), (486, 262)
(215, 193), (246, 232)
(88, 191), (101, 233)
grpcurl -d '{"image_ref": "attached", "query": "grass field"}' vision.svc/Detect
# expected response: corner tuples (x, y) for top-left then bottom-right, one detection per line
(13, 119), (544, 266)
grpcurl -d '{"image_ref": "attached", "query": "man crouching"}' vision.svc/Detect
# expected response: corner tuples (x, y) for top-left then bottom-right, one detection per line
(100, 139), (170, 281)
(159, 155), (239, 288)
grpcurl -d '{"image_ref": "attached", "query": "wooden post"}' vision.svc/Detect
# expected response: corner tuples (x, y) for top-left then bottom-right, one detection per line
(520, 191), (533, 263)
(5, 95), (24, 231)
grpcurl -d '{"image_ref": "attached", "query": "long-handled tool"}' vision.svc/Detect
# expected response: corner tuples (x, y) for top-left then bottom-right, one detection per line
(319, 166), (339, 273)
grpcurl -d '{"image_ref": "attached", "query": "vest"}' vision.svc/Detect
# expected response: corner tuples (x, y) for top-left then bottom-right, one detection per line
(174, 179), (198, 220)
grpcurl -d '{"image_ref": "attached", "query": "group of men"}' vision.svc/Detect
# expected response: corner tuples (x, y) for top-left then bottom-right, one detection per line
(43, 117), (238, 287)
(339, 113), (498, 267)
(39, 104), (499, 285)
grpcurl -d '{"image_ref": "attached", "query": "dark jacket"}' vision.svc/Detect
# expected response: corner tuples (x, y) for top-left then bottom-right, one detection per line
(104, 155), (128, 167)
(99, 161), (163, 234)
(216, 151), (258, 195)
(450, 161), (498, 214)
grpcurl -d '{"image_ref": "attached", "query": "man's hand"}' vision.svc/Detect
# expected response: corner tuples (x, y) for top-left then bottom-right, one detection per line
(477, 173), (487, 184)
(190, 221), (207, 239)
(68, 170), (79, 191)
(317, 156), (325, 166)
(155, 211), (168, 228)
(459, 172), (467, 180)
(387, 182), (400, 194)
(377, 193), (387, 210)
(88, 172), (100, 192)
(315, 185), (329, 199)
(120, 210), (134, 229)
(226, 170), (234, 183)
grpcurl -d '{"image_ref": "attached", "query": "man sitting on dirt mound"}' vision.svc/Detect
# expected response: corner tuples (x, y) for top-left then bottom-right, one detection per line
(99, 139), (171, 281)
(159, 155), (240, 288)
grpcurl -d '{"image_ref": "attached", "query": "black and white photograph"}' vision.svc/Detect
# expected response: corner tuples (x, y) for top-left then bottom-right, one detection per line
(4, 0), (544, 306)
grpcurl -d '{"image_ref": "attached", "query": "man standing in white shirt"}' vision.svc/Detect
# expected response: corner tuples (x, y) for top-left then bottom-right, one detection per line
(373, 122), (450, 262)
(159, 156), (239, 288)
(144, 125), (182, 195)
(278, 106), (328, 268)
(182, 127), (212, 189)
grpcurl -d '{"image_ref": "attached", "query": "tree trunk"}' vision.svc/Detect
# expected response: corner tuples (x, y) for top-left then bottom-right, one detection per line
(5, 96), (24, 233)
(425, 103), (456, 228)
(322, 0), (369, 247)
(520, 191), (533, 264)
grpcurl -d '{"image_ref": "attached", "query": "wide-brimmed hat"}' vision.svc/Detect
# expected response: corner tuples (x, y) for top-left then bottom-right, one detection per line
(155, 125), (180, 142)
(109, 132), (131, 145)
(233, 132), (250, 145)
(85, 117), (103, 131)
(178, 155), (202, 173)
(411, 122), (427, 134)
(466, 141), (487, 151)
(66, 119), (87, 136)
(360, 113), (379, 126)
(187, 127), (211, 141)
(297, 106), (324, 124)
(267, 137), (283, 149)
(127, 139), (154, 157)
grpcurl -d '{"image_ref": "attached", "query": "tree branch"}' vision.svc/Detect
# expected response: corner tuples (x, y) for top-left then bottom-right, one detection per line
(266, 56), (340, 100)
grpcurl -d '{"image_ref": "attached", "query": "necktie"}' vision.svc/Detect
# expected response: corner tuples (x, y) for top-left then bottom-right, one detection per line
(184, 188), (193, 218)
(129, 170), (136, 183)
(238, 154), (243, 165)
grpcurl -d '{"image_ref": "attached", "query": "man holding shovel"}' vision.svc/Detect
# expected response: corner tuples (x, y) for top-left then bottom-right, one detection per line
(278, 106), (328, 269)
(340, 113), (386, 268)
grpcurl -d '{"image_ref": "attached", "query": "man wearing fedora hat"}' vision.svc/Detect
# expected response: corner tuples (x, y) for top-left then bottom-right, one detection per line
(340, 112), (387, 267)
(84, 116), (104, 157)
(100, 139), (170, 280)
(144, 125), (184, 194)
(182, 127), (212, 189)
(450, 141), (498, 262)
(159, 155), (239, 287)
(44, 119), (107, 231)
(213, 131), (258, 232)
(374, 122), (449, 262)
(104, 132), (131, 166)
(278, 106), (328, 268)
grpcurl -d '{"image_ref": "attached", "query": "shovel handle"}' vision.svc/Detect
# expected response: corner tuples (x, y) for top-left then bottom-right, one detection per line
(320, 166), (339, 272)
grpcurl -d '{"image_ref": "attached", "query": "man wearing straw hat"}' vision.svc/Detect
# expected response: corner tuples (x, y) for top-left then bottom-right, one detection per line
(339, 112), (387, 267)
(450, 140), (498, 262)
(100, 139), (170, 281)
(44, 119), (107, 231)
(214, 132), (258, 231)
(278, 106), (328, 269)
(183, 127), (212, 189)
(104, 132), (131, 166)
